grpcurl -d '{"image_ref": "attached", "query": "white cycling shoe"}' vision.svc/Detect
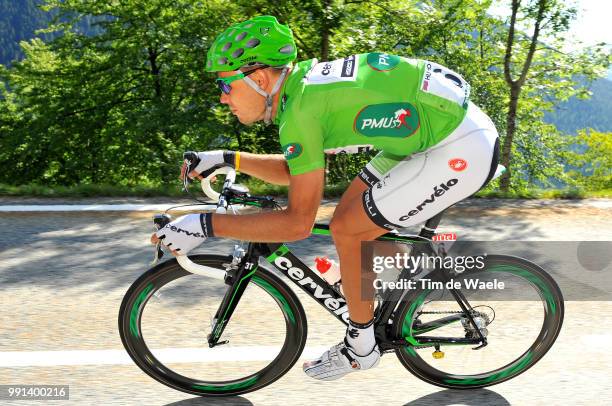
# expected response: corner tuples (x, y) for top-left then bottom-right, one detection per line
(303, 339), (381, 381)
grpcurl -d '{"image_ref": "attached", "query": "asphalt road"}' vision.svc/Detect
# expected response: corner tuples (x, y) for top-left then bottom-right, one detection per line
(0, 198), (611, 405)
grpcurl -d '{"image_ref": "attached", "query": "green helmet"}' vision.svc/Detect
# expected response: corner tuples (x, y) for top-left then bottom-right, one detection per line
(206, 16), (297, 72)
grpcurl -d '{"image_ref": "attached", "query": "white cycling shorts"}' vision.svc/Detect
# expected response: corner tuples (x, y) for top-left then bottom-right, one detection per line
(359, 102), (499, 230)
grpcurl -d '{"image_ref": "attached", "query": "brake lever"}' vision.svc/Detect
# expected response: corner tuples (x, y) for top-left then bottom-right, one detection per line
(152, 214), (172, 265)
(182, 174), (191, 192)
(152, 241), (164, 265)
(181, 151), (200, 191)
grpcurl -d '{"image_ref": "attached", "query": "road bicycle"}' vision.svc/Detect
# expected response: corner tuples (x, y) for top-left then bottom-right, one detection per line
(118, 155), (564, 397)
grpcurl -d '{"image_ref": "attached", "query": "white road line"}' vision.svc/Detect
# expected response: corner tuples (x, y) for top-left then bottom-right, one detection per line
(580, 334), (612, 347)
(0, 204), (218, 212)
(587, 200), (612, 209)
(3, 336), (610, 367)
(0, 346), (329, 367)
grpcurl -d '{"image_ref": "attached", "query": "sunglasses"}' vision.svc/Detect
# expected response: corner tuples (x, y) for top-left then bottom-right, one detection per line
(215, 65), (268, 95)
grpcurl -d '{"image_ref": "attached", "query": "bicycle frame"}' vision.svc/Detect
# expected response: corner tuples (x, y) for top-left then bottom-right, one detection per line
(207, 221), (487, 352)
(185, 162), (504, 351)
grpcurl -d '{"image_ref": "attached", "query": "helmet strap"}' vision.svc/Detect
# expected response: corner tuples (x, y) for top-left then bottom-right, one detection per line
(243, 66), (289, 124)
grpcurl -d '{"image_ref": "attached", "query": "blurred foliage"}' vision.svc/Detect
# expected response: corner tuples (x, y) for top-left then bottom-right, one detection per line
(0, 0), (609, 192)
(566, 129), (612, 190)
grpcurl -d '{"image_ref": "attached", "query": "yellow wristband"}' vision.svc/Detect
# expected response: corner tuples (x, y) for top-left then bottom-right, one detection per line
(235, 151), (240, 172)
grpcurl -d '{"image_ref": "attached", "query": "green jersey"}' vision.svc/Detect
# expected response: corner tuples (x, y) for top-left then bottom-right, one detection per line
(274, 53), (471, 175)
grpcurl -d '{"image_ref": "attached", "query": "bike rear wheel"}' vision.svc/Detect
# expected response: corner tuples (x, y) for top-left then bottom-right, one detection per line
(393, 254), (564, 389)
(119, 254), (307, 397)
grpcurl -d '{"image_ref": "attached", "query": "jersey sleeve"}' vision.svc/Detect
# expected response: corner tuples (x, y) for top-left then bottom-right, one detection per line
(278, 108), (325, 176)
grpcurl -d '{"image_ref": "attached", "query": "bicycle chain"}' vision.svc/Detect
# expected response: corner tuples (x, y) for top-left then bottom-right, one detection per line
(411, 310), (487, 350)
(419, 309), (490, 316)
(418, 310), (463, 314)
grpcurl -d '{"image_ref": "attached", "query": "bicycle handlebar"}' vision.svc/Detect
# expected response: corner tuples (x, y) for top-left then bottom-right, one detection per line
(157, 159), (254, 275)
(175, 166), (238, 275)
(200, 167), (236, 214)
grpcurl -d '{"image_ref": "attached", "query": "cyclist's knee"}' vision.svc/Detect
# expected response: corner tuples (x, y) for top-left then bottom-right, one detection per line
(331, 189), (385, 241)
(330, 205), (365, 240)
(329, 207), (356, 239)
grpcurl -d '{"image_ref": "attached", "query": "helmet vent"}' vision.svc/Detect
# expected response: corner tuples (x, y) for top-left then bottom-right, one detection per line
(232, 48), (244, 58)
(236, 32), (247, 41)
(279, 44), (294, 54)
(245, 38), (260, 48)
(221, 42), (232, 52)
(218, 57), (228, 65)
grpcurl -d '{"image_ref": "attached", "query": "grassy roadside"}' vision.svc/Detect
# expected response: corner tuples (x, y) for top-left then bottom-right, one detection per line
(0, 183), (186, 198)
(0, 182), (610, 199)
(475, 188), (612, 199)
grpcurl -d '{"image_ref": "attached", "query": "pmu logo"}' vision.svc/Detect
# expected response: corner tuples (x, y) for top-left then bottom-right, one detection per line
(367, 52), (400, 71)
(353, 103), (420, 138)
(282, 143), (303, 160)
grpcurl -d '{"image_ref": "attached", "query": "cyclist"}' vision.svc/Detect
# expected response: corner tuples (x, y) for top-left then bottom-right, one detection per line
(152, 15), (499, 381)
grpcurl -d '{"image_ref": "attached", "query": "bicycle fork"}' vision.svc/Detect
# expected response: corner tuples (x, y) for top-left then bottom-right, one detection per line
(207, 245), (259, 348)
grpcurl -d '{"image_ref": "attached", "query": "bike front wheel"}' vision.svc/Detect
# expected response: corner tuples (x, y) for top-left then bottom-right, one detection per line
(393, 254), (564, 389)
(119, 254), (307, 397)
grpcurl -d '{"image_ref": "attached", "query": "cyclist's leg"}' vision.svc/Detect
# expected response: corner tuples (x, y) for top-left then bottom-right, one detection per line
(336, 103), (498, 340)
(331, 147), (429, 317)
(301, 172), (389, 381)
(335, 175), (370, 212)
(330, 182), (388, 323)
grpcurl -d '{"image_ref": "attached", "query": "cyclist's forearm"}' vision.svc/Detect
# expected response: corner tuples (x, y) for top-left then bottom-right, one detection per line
(238, 152), (290, 185)
(212, 209), (312, 242)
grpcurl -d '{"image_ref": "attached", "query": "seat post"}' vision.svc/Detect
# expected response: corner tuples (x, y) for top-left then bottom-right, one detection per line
(418, 210), (445, 239)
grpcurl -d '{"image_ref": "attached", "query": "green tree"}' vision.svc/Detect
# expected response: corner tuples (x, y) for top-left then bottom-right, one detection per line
(1, 0), (609, 192)
(499, 0), (609, 191)
(0, 0), (241, 185)
(566, 129), (612, 190)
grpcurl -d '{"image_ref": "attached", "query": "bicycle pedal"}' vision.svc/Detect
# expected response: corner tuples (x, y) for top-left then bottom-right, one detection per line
(432, 350), (444, 359)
